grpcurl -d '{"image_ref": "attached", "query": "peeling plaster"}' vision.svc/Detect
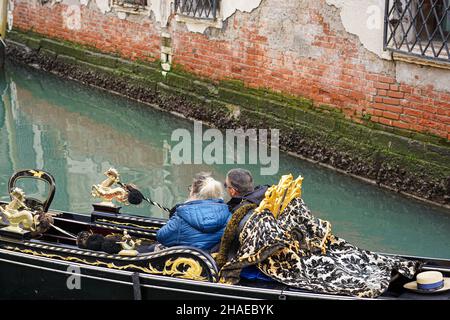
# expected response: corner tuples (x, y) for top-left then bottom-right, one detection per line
(51, 0), (262, 34)
(148, 0), (173, 27)
(326, 0), (389, 59)
(61, 0), (82, 30)
(221, 0), (262, 21)
(95, 0), (111, 14)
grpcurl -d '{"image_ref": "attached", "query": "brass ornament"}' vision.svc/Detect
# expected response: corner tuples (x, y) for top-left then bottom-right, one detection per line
(117, 230), (142, 250)
(91, 168), (129, 206)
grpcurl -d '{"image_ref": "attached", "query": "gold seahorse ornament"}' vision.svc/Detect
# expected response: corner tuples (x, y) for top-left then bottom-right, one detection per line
(91, 168), (129, 207)
(0, 188), (35, 234)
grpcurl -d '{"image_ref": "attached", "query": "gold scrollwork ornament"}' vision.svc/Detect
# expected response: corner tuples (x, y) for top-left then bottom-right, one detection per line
(148, 257), (207, 281)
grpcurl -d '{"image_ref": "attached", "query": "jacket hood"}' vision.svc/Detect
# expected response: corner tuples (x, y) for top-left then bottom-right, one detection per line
(241, 185), (269, 204)
(176, 199), (231, 233)
(227, 185), (269, 211)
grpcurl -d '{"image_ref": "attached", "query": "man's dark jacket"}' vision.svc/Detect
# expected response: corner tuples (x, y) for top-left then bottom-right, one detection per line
(227, 185), (269, 213)
(226, 185), (272, 282)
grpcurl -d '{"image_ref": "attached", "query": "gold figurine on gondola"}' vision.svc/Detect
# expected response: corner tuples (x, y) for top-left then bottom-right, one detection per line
(0, 188), (36, 234)
(0, 188), (55, 235)
(91, 168), (129, 207)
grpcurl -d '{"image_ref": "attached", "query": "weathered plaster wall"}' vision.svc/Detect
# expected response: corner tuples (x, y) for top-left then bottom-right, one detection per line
(326, 0), (387, 59)
(9, 0), (450, 140)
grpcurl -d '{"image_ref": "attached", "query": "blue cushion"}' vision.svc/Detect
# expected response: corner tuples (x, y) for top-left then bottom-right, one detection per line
(240, 266), (273, 282)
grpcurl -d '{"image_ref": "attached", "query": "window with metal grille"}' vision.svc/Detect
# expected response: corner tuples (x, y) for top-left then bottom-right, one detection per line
(384, 0), (450, 62)
(112, 0), (148, 12)
(175, 0), (219, 20)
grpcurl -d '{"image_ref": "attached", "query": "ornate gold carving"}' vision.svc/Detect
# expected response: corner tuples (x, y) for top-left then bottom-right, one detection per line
(256, 174), (303, 218)
(91, 168), (129, 206)
(8, 246), (209, 281)
(0, 188), (35, 234)
(148, 257), (207, 281)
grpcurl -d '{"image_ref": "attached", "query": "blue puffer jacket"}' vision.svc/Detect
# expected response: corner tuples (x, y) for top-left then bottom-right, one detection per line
(156, 199), (231, 251)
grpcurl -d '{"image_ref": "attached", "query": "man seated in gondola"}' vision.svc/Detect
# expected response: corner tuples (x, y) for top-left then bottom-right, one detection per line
(225, 168), (269, 213)
(140, 172), (231, 253)
(221, 168), (272, 282)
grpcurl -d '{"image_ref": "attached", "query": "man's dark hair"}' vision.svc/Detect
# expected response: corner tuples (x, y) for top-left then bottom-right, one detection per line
(227, 168), (254, 195)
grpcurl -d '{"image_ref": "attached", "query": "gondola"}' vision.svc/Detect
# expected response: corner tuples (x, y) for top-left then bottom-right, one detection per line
(0, 169), (449, 300)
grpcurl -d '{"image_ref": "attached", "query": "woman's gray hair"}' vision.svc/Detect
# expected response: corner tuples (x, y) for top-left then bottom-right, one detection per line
(190, 172), (224, 200)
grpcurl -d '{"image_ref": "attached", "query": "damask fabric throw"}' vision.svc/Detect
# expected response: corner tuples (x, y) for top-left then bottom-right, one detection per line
(219, 197), (422, 298)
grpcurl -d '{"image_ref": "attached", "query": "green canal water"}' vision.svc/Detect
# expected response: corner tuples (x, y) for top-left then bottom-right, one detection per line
(0, 63), (449, 259)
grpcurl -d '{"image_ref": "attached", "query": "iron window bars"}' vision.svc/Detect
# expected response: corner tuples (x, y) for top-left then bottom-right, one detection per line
(175, 0), (219, 20)
(384, 0), (450, 62)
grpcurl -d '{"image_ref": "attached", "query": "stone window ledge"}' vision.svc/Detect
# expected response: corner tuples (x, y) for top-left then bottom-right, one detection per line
(175, 14), (223, 33)
(392, 52), (450, 71)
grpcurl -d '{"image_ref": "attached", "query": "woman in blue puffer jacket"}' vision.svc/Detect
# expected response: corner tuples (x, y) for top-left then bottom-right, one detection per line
(156, 172), (231, 251)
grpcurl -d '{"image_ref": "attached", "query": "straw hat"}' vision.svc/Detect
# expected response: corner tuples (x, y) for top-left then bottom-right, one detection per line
(404, 271), (450, 294)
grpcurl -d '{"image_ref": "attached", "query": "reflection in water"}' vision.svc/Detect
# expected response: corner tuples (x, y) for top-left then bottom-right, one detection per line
(0, 63), (449, 259)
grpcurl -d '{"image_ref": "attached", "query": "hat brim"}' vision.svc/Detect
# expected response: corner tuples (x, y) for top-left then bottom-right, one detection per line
(404, 278), (450, 294)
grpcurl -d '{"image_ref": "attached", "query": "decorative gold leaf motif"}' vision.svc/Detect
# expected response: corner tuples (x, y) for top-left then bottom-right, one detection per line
(148, 257), (207, 281)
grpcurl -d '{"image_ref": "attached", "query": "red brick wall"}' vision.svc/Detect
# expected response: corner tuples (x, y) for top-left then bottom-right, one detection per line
(171, 10), (450, 140)
(13, 1), (450, 140)
(14, 2), (160, 61)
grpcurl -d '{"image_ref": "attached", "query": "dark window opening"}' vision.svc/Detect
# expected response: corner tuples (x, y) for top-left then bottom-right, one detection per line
(175, 0), (219, 20)
(384, 0), (450, 61)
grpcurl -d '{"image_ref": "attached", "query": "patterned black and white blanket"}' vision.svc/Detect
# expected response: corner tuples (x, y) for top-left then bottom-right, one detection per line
(218, 197), (421, 298)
